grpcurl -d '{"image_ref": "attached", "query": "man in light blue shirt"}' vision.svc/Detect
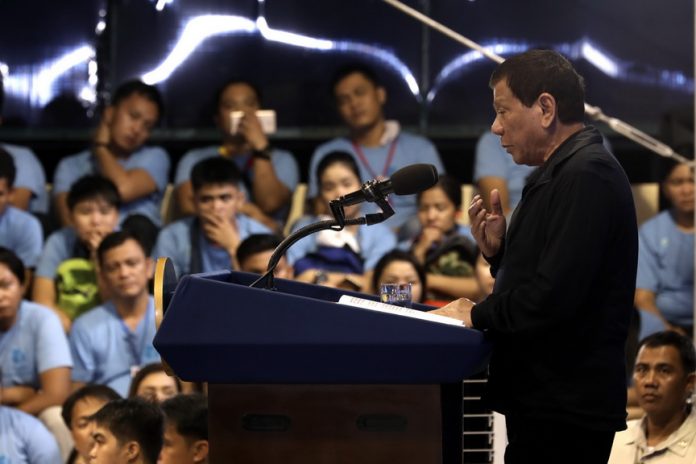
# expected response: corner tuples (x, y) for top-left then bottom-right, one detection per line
(174, 79), (299, 230)
(0, 405), (61, 463)
(154, 157), (271, 276)
(69, 230), (159, 397)
(308, 63), (444, 238)
(0, 149), (43, 275)
(52, 80), (170, 229)
(0, 77), (49, 214)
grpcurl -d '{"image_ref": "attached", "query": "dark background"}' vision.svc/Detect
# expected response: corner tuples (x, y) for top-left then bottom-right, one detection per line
(0, 0), (693, 183)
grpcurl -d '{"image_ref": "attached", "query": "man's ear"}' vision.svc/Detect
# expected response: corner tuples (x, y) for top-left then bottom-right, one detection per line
(537, 93), (557, 129)
(125, 441), (140, 462)
(376, 86), (387, 106)
(145, 257), (155, 279)
(192, 439), (210, 462)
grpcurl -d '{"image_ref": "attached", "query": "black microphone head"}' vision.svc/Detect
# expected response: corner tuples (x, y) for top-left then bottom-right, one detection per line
(390, 164), (439, 195)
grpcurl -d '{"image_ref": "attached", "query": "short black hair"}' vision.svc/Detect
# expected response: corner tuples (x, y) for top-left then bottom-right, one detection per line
(237, 233), (282, 269)
(161, 394), (208, 442)
(0, 147), (16, 187)
(330, 62), (382, 96)
(316, 151), (361, 191)
(111, 80), (164, 121)
(489, 49), (585, 124)
(128, 362), (182, 400)
(417, 173), (461, 208)
(638, 331), (696, 374)
(67, 175), (121, 211)
(90, 398), (163, 464)
(96, 230), (148, 266)
(216, 78), (262, 107)
(190, 157), (243, 192)
(61, 384), (121, 428)
(0, 246), (25, 285)
(371, 249), (427, 303)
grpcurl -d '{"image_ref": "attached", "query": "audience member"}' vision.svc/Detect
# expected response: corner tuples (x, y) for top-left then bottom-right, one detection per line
(0, 386), (61, 463)
(408, 174), (479, 302)
(371, 249), (426, 305)
(69, 231), (159, 397)
(608, 331), (696, 463)
(473, 131), (535, 216)
(160, 394), (209, 464)
(237, 233), (293, 279)
(635, 161), (694, 338)
(128, 362), (181, 404)
(174, 79), (299, 230)
(88, 398), (163, 464)
(33, 175), (120, 330)
(0, 148), (43, 283)
(0, 247), (73, 458)
(0, 74), (50, 214)
(307, 62), (444, 238)
(62, 384), (121, 464)
(52, 80), (170, 238)
(289, 151), (396, 290)
(153, 157), (271, 276)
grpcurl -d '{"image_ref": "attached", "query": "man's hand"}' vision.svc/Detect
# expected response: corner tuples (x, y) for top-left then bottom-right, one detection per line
(412, 226), (443, 263)
(238, 110), (269, 151)
(430, 298), (475, 327)
(93, 118), (111, 147)
(200, 212), (240, 256)
(469, 189), (506, 257)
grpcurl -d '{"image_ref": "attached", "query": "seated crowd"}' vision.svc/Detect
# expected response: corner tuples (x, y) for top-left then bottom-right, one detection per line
(0, 61), (693, 463)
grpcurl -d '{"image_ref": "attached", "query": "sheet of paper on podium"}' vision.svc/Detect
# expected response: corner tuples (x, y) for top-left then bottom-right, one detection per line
(338, 295), (464, 327)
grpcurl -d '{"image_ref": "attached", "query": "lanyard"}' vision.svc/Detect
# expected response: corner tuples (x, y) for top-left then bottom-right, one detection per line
(116, 304), (152, 367)
(351, 136), (399, 179)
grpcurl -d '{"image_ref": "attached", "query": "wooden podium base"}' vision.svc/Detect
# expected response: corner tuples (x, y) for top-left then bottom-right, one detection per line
(209, 384), (443, 464)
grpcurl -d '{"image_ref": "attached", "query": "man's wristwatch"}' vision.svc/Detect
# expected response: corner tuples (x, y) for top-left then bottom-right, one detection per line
(251, 145), (272, 161)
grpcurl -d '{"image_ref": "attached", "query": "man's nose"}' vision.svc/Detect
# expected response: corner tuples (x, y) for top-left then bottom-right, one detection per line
(491, 118), (503, 136)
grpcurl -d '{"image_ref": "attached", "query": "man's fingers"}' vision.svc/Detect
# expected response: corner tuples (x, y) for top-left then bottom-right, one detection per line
(490, 189), (504, 216)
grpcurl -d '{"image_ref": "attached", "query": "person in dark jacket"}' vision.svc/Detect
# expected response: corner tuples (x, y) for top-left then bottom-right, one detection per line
(434, 49), (638, 463)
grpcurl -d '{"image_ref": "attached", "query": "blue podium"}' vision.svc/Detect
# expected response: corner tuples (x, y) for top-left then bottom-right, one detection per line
(154, 269), (491, 463)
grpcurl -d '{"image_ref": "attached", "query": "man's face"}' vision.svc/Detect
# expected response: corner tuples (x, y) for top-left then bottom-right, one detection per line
(240, 251), (293, 280)
(106, 93), (159, 155)
(160, 422), (207, 464)
(90, 425), (132, 464)
(100, 239), (153, 300)
(633, 345), (695, 419)
(0, 178), (13, 215)
(491, 80), (547, 166)
(663, 163), (695, 216)
(334, 72), (385, 132)
(194, 183), (242, 224)
(216, 83), (260, 135)
(71, 198), (119, 244)
(0, 262), (22, 331)
(71, 397), (110, 460)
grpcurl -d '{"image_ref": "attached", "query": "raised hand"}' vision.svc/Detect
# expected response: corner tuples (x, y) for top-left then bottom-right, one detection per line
(468, 189), (506, 257)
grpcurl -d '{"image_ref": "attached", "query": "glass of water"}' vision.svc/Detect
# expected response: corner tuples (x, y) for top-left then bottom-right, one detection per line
(380, 282), (413, 308)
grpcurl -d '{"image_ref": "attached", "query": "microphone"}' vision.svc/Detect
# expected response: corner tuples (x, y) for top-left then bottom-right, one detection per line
(337, 163), (439, 207)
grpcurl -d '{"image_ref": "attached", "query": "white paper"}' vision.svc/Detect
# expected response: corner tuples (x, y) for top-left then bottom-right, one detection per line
(337, 295), (465, 327)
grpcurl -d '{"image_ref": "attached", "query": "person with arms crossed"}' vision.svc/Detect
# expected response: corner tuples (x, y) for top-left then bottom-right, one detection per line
(434, 49), (638, 463)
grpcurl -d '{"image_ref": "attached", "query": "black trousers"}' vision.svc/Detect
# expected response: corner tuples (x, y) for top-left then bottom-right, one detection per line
(505, 413), (615, 464)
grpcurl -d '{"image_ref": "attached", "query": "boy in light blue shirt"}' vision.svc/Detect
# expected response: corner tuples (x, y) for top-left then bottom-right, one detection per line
(0, 148), (43, 279)
(69, 230), (159, 397)
(153, 157), (271, 276)
(52, 80), (170, 232)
